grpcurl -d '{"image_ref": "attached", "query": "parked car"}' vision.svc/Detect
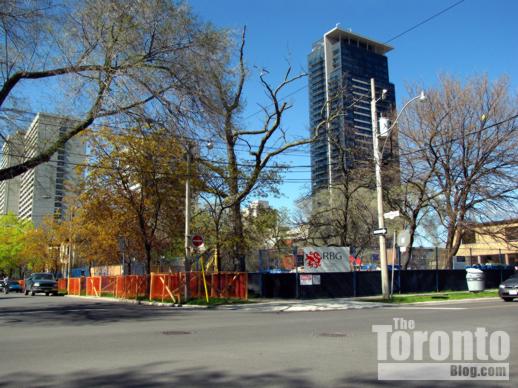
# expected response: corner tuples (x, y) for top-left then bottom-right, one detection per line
(1, 280), (23, 294)
(498, 273), (518, 302)
(24, 273), (58, 296)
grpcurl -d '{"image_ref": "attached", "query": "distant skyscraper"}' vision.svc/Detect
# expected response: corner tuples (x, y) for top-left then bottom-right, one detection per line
(0, 113), (86, 225)
(308, 27), (397, 192)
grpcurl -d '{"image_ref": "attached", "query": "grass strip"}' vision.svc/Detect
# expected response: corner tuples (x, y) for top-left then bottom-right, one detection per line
(360, 290), (498, 304)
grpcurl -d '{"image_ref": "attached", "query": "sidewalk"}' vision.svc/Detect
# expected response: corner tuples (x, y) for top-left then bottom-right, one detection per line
(65, 293), (499, 312)
(65, 294), (390, 311)
(214, 297), (392, 312)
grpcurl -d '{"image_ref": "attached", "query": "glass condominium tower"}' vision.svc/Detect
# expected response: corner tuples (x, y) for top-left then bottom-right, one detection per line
(308, 27), (397, 192)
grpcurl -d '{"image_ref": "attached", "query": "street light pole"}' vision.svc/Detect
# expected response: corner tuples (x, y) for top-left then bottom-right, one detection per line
(370, 78), (426, 300)
(184, 142), (192, 302)
(370, 78), (390, 300)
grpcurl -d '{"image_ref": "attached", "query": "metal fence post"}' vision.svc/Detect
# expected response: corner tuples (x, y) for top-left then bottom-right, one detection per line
(293, 246), (299, 299)
(499, 249), (503, 283)
(435, 246), (439, 292)
(353, 269), (357, 297)
(397, 247), (401, 294)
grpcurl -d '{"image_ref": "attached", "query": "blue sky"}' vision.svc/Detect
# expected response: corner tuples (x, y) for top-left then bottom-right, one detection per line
(189, 0), (518, 212)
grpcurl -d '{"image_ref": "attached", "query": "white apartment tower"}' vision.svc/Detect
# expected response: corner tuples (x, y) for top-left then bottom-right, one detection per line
(2, 113), (85, 226)
(0, 132), (25, 215)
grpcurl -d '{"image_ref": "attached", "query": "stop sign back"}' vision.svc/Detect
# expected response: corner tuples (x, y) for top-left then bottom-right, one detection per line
(191, 234), (204, 247)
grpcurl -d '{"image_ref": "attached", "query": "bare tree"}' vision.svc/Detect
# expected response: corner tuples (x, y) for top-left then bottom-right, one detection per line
(383, 108), (441, 269)
(401, 74), (518, 268)
(0, 0), (222, 181)
(193, 28), (333, 271)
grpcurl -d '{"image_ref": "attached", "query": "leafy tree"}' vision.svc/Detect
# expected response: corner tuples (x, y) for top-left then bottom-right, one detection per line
(0, 213), (32, 276)
(81, 124), (187, 282)
(21, 215), (61, 274)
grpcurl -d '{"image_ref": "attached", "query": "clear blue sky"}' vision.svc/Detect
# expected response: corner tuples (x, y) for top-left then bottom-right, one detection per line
(189, 0), (518, 213)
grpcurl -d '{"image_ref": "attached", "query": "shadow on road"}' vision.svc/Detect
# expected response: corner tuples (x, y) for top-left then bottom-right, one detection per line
(0, 300), (188, 326)
(0, 364), (506, 388)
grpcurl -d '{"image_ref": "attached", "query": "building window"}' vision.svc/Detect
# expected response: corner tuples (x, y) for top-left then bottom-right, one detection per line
(505, 226), (518, 241)
(462, 230), (476, 244)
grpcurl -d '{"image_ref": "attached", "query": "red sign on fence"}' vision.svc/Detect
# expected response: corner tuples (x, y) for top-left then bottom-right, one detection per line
(191, 234), (204, 247)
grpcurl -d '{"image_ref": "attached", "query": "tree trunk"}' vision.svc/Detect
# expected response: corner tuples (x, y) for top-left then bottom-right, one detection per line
(144, 241), (152, 297)
(444, 225), (456, 269)
(403, 217), (418, 270)
(231, 201), (246, 272)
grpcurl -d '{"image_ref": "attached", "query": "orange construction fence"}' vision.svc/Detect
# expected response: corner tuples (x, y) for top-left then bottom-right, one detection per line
(68, 278), (81, 295)
(57, 279), (67, 293)
(61, 272), (247, 302)
(149, 272), (248, 302)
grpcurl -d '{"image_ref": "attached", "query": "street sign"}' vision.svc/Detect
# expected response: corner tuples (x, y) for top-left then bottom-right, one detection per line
(384, 210), (400, 220)
(191, 234), (204, 248)
(373, 228), (388, 236)
(397, 229), (411, 248)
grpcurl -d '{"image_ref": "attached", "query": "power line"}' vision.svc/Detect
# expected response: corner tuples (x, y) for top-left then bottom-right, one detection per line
(383, 0), (465, 44)
(4, 109), (514, 176)
(0, 112), (312, 156)
(237, 0), (466, 121)
(398, 113), (518, 158)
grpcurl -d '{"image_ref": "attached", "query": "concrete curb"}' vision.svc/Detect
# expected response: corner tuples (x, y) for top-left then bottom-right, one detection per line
(404, 297), (500, 305)
(64, 294), (208, 309)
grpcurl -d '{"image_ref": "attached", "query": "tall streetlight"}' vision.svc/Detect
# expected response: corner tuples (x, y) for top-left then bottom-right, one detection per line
(370, 78), (426, 300)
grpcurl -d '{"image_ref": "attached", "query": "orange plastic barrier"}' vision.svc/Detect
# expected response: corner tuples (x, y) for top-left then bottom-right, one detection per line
(150, 272), (248, 302)
(115, 275), (148, 299)
(57, 279), (67, 293)
(86, 276), (102, 297)
(61, 273), (247, 302)
(68, 278), (81, 295)
(101, 276), (117, 296)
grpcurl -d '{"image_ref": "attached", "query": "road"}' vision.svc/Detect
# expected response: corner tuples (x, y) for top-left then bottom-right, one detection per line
(0, 294), (516, 387)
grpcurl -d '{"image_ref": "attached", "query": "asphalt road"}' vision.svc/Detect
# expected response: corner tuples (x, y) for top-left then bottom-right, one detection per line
(0, 294), (516, 387)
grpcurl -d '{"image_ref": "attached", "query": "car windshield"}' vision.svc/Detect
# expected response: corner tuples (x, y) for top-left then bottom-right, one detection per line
(33, 274), (54, 280)
(8, 281), (19, 285)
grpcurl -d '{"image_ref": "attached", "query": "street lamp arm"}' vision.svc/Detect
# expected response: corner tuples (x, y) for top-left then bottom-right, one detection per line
(382, 91), (426, 137)
(379, 91), (426, 158)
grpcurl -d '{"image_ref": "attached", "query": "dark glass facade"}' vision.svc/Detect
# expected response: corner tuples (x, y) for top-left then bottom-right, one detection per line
(308, 29), (397, 192)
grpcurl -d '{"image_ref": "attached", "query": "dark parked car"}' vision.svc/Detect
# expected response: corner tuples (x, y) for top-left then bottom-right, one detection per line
(24, 273), (58, 296)
(1, 280), (23, 294)
(499, 273), (518, 302)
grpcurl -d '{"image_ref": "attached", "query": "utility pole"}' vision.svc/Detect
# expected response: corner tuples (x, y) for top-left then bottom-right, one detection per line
(184, 142), (192, 302)
(370, 78), (390, 300)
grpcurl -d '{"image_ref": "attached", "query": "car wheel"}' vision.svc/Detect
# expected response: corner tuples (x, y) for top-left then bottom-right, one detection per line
(31, 291), (35, 296)
(502, 297), (514, 302)
(52, 292), (58, 296)
(45, 292), (49, 296)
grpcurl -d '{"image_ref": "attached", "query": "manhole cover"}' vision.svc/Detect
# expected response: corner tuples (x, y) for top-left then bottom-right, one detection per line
(162, 330), (191, 335)
(319, 332), (347, 338)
